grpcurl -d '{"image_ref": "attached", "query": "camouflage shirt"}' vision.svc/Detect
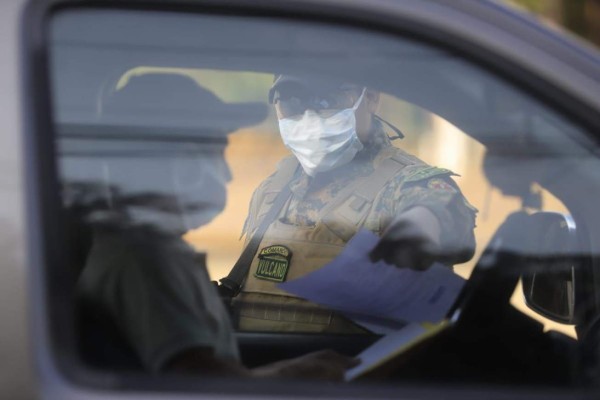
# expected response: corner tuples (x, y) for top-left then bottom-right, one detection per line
(243, 122), (477, 265)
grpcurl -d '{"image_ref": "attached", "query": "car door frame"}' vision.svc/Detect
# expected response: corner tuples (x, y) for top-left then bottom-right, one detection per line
(21, 0), (600, 399)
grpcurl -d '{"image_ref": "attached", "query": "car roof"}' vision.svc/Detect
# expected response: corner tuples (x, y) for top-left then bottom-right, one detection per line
(270, 0), (600, 104)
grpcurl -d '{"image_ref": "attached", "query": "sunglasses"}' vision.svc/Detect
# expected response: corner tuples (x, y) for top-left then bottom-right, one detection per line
(270, 84), (363, 119)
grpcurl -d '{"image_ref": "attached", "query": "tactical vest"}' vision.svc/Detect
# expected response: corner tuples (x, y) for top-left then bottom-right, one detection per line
(234, 147), (431, 333)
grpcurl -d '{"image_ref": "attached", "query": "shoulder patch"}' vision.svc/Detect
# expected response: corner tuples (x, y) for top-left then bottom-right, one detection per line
(427, 178), (455, 192)
(404, 166), (454, 184)
(254, 245), (292, 283)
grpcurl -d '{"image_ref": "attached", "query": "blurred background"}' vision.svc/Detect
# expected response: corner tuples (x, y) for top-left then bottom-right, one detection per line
(508, 0), (600, 48)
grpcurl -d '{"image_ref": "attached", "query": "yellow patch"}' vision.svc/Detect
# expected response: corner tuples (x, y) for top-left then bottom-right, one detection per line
(254, 245), (292, 282)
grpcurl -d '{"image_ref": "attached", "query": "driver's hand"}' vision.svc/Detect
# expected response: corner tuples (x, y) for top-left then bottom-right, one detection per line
(369, 206), (441, 271)
(251, 350), (360, 381)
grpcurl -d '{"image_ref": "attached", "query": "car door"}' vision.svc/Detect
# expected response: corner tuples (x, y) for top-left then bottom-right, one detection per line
(19, 0), (600, 399)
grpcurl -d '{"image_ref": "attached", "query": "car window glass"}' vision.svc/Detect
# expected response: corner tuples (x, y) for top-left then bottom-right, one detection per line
(47, 7), (600, 391)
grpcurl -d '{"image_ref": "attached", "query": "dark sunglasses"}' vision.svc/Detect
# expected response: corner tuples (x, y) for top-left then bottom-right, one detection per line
(269, 84), (362, 119)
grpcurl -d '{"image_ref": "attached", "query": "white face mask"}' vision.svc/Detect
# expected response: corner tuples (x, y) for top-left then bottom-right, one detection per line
(170, 154), (230, 231)
(97, 155), (231, 234)
(278, 89), (366, 176)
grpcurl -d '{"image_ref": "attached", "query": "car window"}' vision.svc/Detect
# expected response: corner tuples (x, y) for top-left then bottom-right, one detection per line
(45, 6), (600, 393)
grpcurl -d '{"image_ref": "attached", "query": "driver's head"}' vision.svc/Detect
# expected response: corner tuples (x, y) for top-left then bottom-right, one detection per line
(268, 75), (380, 176)
(61, 73), (266, 235)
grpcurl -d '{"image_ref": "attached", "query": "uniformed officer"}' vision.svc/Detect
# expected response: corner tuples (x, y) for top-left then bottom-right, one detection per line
(226, 75), (477, 334)
(67, 73), (357, 378)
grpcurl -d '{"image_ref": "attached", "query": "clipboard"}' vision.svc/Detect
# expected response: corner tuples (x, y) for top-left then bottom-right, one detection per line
(345, 320), (449, 381)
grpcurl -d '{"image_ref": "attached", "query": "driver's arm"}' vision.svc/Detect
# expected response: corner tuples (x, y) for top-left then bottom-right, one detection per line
(164, 347), (359, 380)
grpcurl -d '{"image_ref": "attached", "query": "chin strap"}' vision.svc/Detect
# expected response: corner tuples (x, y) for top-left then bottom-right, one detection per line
(374, 114), (404, 140)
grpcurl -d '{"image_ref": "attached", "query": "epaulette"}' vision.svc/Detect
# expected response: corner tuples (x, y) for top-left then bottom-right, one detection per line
(403, 166), (455, 184)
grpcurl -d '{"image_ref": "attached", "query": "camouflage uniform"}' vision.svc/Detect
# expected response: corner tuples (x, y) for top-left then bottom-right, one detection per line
(234, 122), (477, 333)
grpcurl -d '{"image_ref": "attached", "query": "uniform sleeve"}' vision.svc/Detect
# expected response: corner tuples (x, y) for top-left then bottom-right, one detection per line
(378, 170), (478, 266)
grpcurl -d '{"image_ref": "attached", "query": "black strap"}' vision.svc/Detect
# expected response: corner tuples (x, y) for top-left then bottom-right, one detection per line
(219, 173), (296, 297)
(374, 114), (404, 140)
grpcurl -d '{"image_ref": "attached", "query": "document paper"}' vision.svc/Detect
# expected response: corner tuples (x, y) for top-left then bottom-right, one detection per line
(278, 229), (465, 327)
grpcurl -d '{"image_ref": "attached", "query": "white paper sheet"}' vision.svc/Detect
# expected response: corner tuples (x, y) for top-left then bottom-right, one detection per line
(278, 229), (465, 331)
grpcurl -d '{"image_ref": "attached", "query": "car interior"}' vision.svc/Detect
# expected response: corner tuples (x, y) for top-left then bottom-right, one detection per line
(43, 6), (600, 390)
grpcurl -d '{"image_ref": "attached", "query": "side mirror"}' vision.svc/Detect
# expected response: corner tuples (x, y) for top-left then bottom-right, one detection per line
(521, 213), (579, 325)
(522, 265), (576, 324)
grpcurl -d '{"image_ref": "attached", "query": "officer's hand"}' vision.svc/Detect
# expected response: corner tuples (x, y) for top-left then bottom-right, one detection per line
(369, 206), (441, 271)
(251, 349), (360, 381)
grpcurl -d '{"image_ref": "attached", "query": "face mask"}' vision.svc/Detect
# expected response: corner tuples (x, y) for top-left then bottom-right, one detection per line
(278, 89), (366, 176)
(170, 154), (230, 232)
(94, 151), (229, 235)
